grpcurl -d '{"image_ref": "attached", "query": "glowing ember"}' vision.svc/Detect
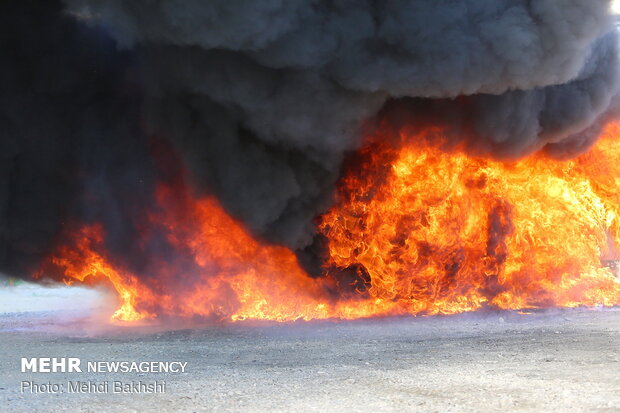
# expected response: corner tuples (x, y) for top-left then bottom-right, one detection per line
(38, 124), (620, 322)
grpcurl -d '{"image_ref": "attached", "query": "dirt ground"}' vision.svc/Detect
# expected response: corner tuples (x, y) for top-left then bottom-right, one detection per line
(0, 285), (619, 412)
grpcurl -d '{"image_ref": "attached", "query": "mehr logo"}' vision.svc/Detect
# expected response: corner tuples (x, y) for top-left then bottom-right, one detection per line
(21, 358), (82, 373)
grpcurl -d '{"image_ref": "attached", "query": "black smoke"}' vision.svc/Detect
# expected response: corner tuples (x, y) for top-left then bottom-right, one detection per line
(0, 1), (157, 278)
(1, 1), (619, 281)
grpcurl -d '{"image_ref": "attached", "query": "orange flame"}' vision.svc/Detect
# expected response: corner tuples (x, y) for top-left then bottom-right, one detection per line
(48, 225), (155, 321)
(38, 123), (620, 322)
(319, 123), (620, 314)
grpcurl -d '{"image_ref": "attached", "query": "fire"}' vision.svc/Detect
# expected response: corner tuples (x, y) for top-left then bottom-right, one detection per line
(46, 225), (155, 321)
(42, 189), (337, 322)
(38, 124), (620, 322)
(44, 225), (153, 321)
(319, 123), (620, 315)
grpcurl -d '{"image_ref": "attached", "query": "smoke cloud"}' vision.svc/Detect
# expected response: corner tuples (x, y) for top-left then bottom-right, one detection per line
(1, 1), (619, 280)
(0, 1), (158, 278)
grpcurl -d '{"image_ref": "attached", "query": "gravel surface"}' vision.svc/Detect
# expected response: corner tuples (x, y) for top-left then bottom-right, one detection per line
(1, 302), (619, 413)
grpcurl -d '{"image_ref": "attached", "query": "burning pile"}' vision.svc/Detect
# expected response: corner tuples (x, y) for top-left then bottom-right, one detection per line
(3, 1), (620, 322)
(318, 122), (620, 315)
(39, 123), (620, 322)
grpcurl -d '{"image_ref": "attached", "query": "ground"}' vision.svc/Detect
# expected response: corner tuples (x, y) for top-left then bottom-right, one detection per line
(0, 283), (619, 412)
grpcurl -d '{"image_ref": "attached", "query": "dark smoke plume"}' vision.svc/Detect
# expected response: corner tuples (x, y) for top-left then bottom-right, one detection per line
(0, 1), (160, 279)
(1, 1), (619, 280)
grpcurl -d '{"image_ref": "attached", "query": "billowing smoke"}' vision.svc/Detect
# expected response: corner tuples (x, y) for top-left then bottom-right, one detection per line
(1, 1), (619, 280)
(0, 1), (160, 278)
